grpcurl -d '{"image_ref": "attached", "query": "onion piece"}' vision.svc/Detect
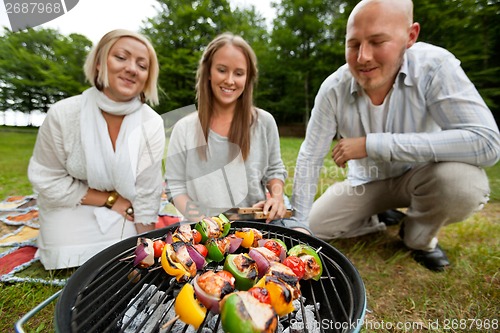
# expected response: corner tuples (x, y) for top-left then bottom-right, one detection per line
(248, 248), (270, 278)
(193, 274), (222, 313)
(227, 234), (243, 253)
(133, 244), (148, 266)
(133, 238), (154, 267)
(278, 247), (286, 262)
(257, 239), (267, 247)
(164, 232), (173, 244)
(258, 239), (287, 262)
(186, 244), (206, 270)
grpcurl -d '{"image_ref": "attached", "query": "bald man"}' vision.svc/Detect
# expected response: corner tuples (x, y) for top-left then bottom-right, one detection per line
(292, 0), (499, 271)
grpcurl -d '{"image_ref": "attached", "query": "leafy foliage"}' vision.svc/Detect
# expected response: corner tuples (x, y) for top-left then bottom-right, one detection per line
(0, 0), (498, 124)
(262, 0), (357, 123)
(0, 28), (91, 114)
(414, 0), (500, 118)
(141, 0), (269, 113)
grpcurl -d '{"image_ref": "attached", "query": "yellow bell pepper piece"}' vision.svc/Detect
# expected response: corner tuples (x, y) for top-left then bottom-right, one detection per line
(256, 276), (295, 317)
(161, 243), (190, 282)
(175, 283), (207, 329)
(212, 216), (223, 229)
(235, 229), (254, 248)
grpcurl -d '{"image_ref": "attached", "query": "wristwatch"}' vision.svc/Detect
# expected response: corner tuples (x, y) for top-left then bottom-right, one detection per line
(104, 191), (119, 208)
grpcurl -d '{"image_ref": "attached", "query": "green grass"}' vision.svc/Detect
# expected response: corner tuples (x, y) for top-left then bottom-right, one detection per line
(0, 127), (39, 197)
(280, 137), (500, 333)
(1, 129), (499, 332)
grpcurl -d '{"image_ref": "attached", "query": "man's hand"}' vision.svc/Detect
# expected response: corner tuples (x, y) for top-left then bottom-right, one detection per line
(332, 137), (367, 168)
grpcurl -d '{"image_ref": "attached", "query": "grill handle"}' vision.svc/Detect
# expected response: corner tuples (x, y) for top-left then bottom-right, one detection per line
(14, 290), (62, 333)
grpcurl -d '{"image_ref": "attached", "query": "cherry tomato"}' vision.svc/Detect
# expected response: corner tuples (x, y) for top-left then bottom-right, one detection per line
(192, 229), (202, 244)
(216, 270), (235, 288)
(263, 240), (282, 258)
(283, 255), (306, 279)
(193, 244), (208, 258)
(248, 286), (272, 304)
(152, 240), (166, 258)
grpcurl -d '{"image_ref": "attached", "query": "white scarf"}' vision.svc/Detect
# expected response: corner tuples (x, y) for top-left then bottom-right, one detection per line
(80, 87), (143, 233)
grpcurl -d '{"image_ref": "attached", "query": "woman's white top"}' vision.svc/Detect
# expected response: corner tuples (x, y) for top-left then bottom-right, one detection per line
(28, 94), (165, 269)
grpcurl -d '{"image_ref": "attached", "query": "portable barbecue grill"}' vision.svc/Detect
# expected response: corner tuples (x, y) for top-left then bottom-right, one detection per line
(19, 221), (366, 332)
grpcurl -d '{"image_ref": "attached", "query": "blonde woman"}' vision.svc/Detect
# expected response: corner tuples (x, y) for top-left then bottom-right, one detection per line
(28, 29), (165, 269)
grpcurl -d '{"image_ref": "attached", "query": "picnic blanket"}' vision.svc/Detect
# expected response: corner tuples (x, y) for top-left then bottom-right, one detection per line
(0, 194), (181, 286)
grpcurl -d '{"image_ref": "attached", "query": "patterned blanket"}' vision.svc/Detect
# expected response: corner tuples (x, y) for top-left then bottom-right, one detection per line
(0, 195), (180, 286)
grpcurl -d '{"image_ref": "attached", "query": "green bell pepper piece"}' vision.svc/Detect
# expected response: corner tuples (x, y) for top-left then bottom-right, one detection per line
(220, 291), (278, 333)
(223, 254), (258, 291)
(287, 244), (323, 281)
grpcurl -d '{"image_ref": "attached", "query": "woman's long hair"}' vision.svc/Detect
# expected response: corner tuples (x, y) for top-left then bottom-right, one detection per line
(195, 32), (258, 160)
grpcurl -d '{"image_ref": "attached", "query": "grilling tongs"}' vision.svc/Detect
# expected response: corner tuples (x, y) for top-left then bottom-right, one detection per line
(224, 207), (294, 220)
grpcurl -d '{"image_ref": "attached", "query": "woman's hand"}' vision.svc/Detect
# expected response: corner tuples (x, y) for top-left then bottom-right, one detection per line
(112, 195), (134, 221)
(82, 188), (134, 221)
(259, 179), (287, 223)
(253, 196), (286, 223)
(172, 194), (207, 222)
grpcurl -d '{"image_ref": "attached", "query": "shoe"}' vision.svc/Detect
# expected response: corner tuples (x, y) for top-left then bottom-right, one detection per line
(399, 222), (450, 271)
(411, 244), (450, 272)
(378, 209), (406, 226)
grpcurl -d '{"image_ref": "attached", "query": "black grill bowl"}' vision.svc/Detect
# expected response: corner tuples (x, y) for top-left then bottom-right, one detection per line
(55, 221), (366, 333)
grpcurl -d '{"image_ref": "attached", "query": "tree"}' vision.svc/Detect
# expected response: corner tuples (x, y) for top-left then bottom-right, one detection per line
(413, 0), (500, 122)
(1, 0), (497, 126)
(142, 0), (269, 114)
(0, 28), (92, 114)
(263, 0), (499, 126)
(263, 0), (354, 125)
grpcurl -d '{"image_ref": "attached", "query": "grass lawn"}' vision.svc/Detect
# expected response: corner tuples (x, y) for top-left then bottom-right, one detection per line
(280, 138), (500, 332)
(1, 127), (499, 332)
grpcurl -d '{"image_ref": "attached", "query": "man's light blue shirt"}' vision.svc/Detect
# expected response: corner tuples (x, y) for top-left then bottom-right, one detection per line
(292, 42), (500, 224)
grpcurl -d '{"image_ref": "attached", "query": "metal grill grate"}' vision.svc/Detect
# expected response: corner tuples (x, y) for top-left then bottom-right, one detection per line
(56, 221), (366, 333)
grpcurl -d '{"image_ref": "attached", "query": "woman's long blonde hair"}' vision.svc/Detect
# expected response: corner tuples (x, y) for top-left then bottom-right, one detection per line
(195, 32), (258, 160)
